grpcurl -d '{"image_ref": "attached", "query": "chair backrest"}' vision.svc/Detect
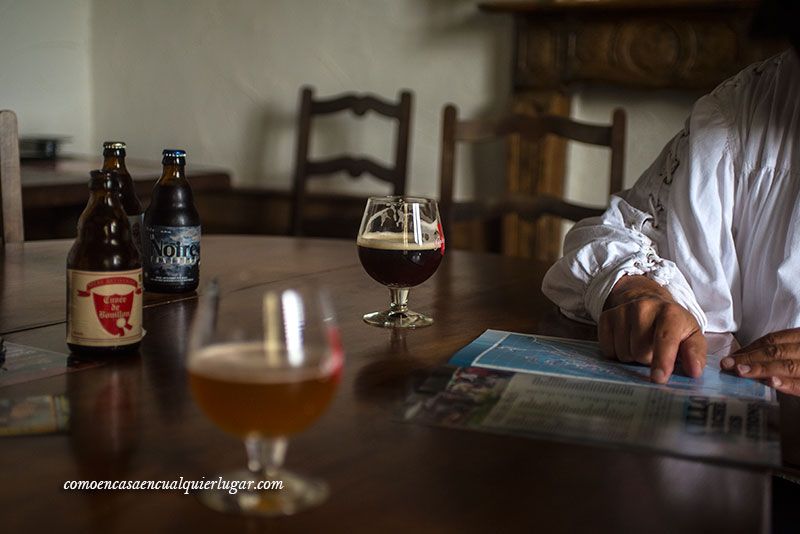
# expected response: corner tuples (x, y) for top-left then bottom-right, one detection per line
(438, 104), (625, 244)
(0, 110), (24, 246)
(290, 86), (413, 236)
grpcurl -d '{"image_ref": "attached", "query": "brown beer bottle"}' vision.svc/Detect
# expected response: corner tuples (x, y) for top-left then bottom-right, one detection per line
(143, 149), (201, 293)
(67, 170), (143, 356)
(101, 141), (143, 249)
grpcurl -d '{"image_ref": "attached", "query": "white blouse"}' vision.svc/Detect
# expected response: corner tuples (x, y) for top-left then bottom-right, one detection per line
(542, 49), (800, 346)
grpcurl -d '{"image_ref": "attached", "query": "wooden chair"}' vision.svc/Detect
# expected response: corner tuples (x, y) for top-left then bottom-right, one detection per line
(439, 104), (625, 254)
(290, 86), (412, 236)
(0, 110), (24, 246)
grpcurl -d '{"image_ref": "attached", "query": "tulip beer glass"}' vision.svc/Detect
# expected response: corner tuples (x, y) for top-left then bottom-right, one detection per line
(187, 283), (343, 516)
(357, 196), (444, 328)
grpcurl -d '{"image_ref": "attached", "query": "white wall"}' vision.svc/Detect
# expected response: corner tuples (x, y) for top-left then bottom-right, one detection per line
(0, 0), (93, 155)
(0, 0), (700, 213)
(91, 0), (512, 198)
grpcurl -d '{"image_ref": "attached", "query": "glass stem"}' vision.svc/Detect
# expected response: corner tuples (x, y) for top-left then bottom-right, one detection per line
(244, 436), (287, 479)
(389, 288), (409, 316)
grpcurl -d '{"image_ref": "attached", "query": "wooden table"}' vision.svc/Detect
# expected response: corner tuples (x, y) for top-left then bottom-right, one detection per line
(0, 236), (791, 532)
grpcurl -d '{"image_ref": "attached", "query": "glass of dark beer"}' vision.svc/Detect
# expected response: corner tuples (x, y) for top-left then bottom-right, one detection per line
(357, 196), (444, 328)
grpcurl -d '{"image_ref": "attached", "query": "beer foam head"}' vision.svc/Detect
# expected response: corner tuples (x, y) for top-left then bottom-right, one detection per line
(357, 231), (441, 250)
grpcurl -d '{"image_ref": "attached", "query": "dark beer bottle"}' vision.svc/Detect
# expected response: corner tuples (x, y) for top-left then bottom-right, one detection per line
(67, 170), (143, 356)
(143, 149), (201, 293)
(101, 141), (143, 250)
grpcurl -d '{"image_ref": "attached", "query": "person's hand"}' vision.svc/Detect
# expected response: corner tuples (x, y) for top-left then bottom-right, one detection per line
(721, 328), (800, 396)
(600, 275), (706, 384)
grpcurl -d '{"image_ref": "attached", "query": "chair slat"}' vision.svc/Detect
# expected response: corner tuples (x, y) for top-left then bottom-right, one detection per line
(310, 94), (407, 118)
(0, 110), (24, 246)
(439, 104), (626, 254)
(290, 87), (413, 236)
(306, 156), (396, 184)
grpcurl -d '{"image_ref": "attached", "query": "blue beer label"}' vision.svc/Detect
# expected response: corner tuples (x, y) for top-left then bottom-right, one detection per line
(144, 225), (200, 288)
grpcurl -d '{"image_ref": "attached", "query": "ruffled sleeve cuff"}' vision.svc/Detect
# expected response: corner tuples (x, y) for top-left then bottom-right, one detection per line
(583, 246), (708, 332)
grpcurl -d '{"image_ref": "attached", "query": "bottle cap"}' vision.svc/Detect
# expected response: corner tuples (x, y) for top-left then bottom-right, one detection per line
(162, 149), (186, 158)
(89, 169), (121, 190)
(103, 141), (126, 150)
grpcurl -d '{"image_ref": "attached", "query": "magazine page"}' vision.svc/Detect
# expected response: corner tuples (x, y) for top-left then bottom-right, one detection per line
(403, 366), (782, 468)
(449, 330), (775, 402)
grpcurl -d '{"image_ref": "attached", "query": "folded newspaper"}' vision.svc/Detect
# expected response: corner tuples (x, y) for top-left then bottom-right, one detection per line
(403, 330), (781, 467)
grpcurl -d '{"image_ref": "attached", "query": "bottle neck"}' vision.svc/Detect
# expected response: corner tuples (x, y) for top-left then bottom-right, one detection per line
(71, 176), (140, 269)
(90, 189), (120, 206)
(159, 163), (186, 183)
(85, 183), (125, 214)
(78, 183), (127, 239)
(102, 150), (128, 172)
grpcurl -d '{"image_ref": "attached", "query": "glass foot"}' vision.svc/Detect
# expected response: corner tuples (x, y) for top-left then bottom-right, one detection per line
(363, 309), (433, 329)
(195, 469), (328, 517)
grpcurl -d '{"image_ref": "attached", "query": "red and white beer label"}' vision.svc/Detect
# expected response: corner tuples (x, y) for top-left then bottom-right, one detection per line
(67, 269), (143, 346)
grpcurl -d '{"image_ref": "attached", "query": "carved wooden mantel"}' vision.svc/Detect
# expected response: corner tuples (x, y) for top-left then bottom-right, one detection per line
(479, 0), (785, 261)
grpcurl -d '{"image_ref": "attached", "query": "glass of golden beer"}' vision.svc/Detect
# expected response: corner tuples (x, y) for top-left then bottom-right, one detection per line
(187, 282), (343, 516)
(357, 196), (445, 328)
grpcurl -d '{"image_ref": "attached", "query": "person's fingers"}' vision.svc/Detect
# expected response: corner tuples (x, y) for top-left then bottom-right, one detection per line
(737, 328), (800, 353)
(598, 312), (615, 359)
(736, 358), (800, 379)
(763, 376), (800, 397)
(629, 305), (655, 365)
(723, 342), (800, 369)
(600, 298), (699, 377)
(678, 330), (706, 378)
(651, 316), (683, 384)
